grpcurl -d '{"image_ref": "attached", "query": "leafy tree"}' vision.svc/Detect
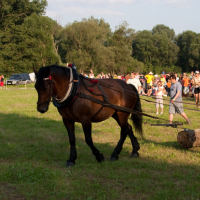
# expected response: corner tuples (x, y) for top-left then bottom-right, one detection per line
(132, 25), (179, 73)
(152, 24), (175, 41)
(176, 31), (200, 72)
(0, 0), (62, 75)
(0, 0), (47, 33)
(23, 13), (61, 68)
(0, 13), (61, 75)
(107, 21), (143, 74)
(58, 16), (113, 73)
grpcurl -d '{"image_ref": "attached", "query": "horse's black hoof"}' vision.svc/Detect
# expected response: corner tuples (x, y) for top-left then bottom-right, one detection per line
(97, 153), (104, 163)
(110, 156), (118, 161)
(66, 161), (75, 167)
(130, 152), (139, 158)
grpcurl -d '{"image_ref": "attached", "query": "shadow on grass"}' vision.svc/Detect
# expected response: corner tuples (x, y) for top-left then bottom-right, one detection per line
(0, 112), (199, 164)
(1, 112), (200, 200)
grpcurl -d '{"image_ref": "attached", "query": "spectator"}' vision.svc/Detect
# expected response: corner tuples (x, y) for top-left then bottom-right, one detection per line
(192, 70), (200, 108)
(190, 71), (195, 97)
(145, 71), (154, 89)
(0, 75), (5, 89)
(162, 71), (166, 79)
(89, 70), (94, 78)
(108, 73), (113, 79)
(125, 73), (130, 83)
(160, 74), (166, 86)
(175, 73), (179, 82)
(183, 75), (190, 97)
(155, 81), (164, 114)
(127, 72), (141, 91)
(147, 85), (154, 96)
(166, 79), (171, 96)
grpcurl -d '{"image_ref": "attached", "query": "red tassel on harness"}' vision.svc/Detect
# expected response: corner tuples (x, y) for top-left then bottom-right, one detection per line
(90, 79), (98, 84)
(43, 76), (52, 81)
(89, 88), (94, 93)
(68, 63), (72, 67)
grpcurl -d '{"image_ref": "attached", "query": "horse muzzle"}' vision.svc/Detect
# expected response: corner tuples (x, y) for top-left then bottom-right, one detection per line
(37, 103), (49, 113)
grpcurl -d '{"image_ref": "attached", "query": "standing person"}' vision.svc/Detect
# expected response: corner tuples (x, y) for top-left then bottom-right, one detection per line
(183, 75), (190, 97)
(175, 73), (179, 82)
(89, 70), (94, 78)
(0, 75), (5, 89)
(135, 72), (139, 79)
(127, 72), (141, 92)
(192, 71), (200, 107)
(155, 81), (164, 114)
(160, 74), (166, 86)
(169, 74), (191, 125)
(166, 79), (171, 96)
(108, 73), (113, 79)
(190, 71), (194, 97)
(162, 71), (166, 79)
(125, 73), (130, 83)
(145, 71), (153, 89)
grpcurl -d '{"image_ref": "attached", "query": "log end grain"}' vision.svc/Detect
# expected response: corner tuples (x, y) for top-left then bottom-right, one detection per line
(177, 129), (200, 148)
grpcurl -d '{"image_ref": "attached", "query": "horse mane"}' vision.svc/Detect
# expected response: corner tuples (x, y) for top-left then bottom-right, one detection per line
(36, 65), (68, 80)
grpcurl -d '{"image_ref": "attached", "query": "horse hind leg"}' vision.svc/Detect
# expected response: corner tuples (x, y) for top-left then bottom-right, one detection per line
(110, 126), (128, 161)
(82, 121), (104, 163)
(110, 112), (129, 161)
(127, 123), (140, 158)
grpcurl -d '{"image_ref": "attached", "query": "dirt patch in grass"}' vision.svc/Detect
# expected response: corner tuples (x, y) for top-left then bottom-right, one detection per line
(0, 182), (26, 200)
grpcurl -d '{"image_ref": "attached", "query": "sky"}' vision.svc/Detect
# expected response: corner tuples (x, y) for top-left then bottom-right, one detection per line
(45, 0), (200, 35)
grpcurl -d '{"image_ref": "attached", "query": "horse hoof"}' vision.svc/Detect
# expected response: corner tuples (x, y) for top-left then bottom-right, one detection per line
(110, 156), (118, 162)
(97, 153), (104, 163)
(66, 161), (75, 167)
(130, 152), (139, 158)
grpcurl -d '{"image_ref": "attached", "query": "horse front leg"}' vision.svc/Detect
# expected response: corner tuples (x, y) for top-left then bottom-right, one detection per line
(82, 121), (104, 163)
(62, 118), (77, 167)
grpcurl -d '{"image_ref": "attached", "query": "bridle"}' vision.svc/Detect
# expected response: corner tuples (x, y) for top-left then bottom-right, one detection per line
(37, 76), (54, 107)
(37, 74), (74, 107)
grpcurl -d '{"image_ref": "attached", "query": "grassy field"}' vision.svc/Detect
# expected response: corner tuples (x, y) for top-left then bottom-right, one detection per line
(0, 85), (200, 200)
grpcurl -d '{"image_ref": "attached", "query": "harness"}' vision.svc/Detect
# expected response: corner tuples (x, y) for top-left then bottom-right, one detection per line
(52, 67), (80, 108)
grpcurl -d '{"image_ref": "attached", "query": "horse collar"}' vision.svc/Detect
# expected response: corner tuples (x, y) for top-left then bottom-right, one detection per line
(52, 67), (80, 108)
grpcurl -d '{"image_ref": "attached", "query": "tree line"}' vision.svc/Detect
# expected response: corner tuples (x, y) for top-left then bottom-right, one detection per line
(1, 0), (200, 76)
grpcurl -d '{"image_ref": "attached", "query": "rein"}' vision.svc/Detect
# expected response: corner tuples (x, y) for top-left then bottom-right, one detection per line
(80, 76), (200, 111)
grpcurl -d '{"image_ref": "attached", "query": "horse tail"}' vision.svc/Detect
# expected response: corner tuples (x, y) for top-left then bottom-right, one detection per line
(129, 85), (143, 137)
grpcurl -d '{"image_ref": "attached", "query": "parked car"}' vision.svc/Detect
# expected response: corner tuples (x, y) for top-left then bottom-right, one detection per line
(6, 73), (32, 86)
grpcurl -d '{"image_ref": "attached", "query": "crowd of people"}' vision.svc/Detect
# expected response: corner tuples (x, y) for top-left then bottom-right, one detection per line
(82, 69), (200, 125)
(82, 70), (200, 103)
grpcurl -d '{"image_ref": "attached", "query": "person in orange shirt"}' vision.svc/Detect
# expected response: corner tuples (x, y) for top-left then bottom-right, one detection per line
(183, 75), (190, 97)
(166, 79), (171, 96)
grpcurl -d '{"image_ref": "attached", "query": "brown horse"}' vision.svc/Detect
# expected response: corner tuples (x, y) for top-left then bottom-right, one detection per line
(34, 65), (143, 167)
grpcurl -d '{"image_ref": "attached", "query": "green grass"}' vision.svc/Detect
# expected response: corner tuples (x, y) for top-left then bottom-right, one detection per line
(0, 88), (200, 199)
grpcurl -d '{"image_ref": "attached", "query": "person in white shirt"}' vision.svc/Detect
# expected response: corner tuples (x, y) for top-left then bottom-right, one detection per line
(127, 72), (141, 92)
(155, 81), (164, 114)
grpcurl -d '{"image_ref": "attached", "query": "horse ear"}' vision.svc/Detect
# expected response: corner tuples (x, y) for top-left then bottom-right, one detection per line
(44, 67), (50, 78)
(33, 66), (38, 74)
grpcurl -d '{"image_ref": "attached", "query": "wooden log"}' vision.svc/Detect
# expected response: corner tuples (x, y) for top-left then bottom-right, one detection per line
(177, 129), (200, 148)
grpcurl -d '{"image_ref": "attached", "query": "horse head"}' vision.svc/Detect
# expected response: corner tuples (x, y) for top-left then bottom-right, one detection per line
(34, 66), (52, 113)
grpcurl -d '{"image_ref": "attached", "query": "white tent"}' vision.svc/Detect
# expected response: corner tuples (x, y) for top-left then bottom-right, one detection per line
(29, 72), (36, 82)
